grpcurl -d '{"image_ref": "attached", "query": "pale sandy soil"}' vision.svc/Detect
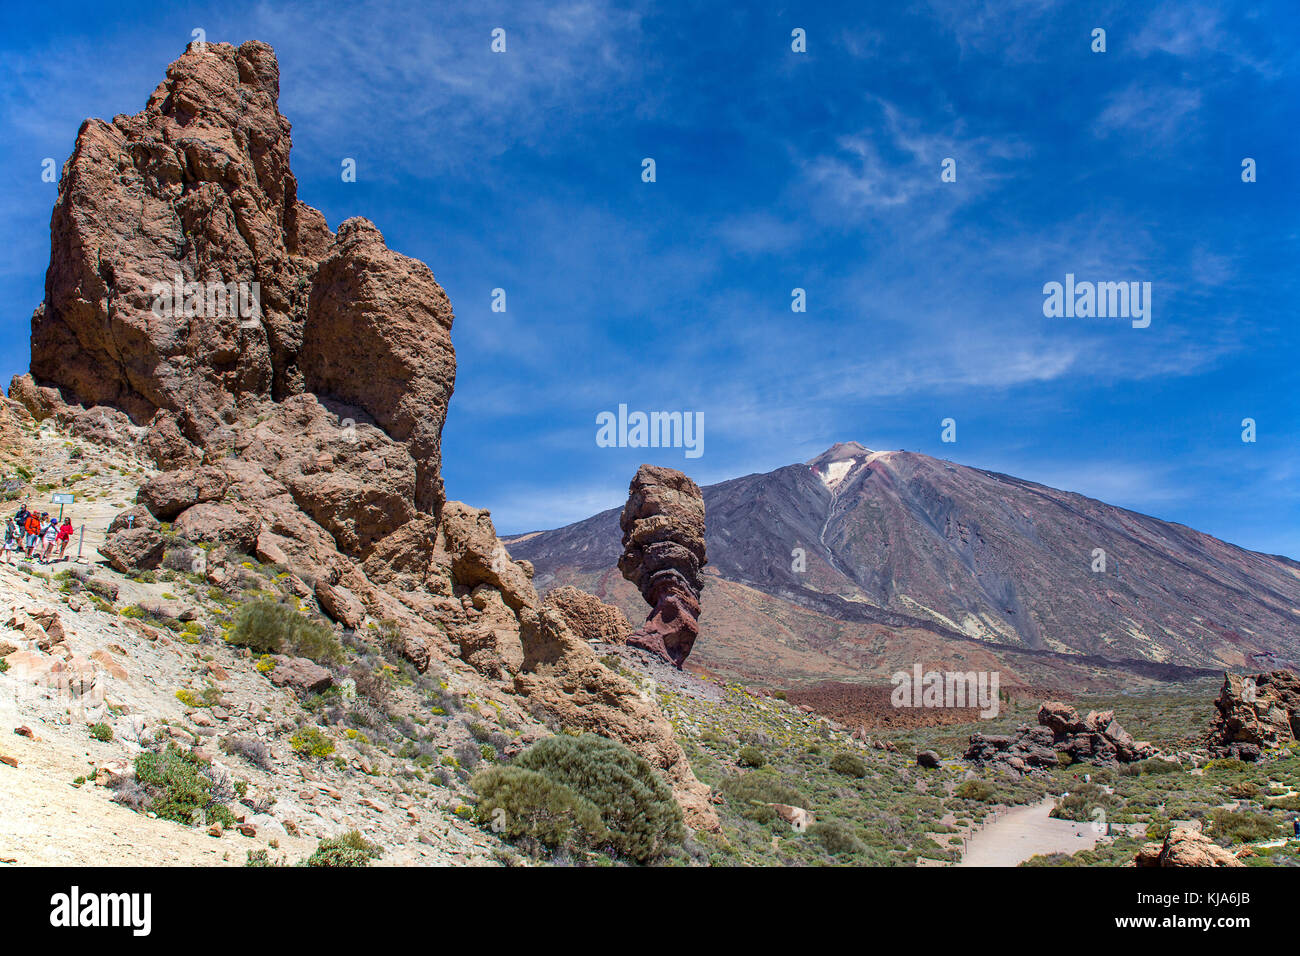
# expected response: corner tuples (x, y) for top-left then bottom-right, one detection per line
(955, 798), (1103, 866)
(0, 723), (316, 866)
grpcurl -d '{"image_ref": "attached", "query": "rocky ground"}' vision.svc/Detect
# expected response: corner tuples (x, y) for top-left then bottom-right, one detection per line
(0, 412), (511, 866)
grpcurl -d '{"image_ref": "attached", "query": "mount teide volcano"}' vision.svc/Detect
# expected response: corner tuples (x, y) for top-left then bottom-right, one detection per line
(509, 443), (1300, 695)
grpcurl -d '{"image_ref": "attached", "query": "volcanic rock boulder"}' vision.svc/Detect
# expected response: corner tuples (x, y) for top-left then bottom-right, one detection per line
(547, 585), (634, 645)
(618, 465), (707, 669)
(965, 701), (1155, 772)
(1134, 827), (1244, 868)
(99, 526), (168, 574)
(1208, 671), (1300, 760)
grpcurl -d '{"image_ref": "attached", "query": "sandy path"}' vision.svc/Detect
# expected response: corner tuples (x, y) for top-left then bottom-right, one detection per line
(955, 798), (1103, 867)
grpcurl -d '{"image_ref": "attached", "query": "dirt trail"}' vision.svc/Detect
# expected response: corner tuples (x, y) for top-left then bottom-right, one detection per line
(956, 798), (1102, 866)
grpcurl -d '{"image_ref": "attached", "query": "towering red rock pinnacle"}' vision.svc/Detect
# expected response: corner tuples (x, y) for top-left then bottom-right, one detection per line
(618, 464), (707, 668)
(26, 39), (455, 511)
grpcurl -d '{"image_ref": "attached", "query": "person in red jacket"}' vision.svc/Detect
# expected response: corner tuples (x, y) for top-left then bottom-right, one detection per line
(55, 518), (74, 562)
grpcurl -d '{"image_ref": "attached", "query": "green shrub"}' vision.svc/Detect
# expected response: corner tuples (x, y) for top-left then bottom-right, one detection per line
(226, 599), (342, 665)
(88, 722), (114, 742)
(1050, 783), (1116, 822)
(1146, 816), (1173, 841)
(1207, 808), (1280, 845)
(954, 779), (995, 802)
(719, 771), (803, 824)
(510, 733), (685, 862)
(1206, 758), (1249, 773)
(471, 765), (609, 854)
(301, 829), (383, 867)
(808, 820), (866, 857)
(829, 752), (867, 778)
(290, 727), (335, 759)
(1120, 756), (1183, 776)
(132, 743), (236, 828)
(737, 745), (767, 768)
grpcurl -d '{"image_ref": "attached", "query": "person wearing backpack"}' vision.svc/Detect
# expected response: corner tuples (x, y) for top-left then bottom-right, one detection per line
(23, 511), (42, 558)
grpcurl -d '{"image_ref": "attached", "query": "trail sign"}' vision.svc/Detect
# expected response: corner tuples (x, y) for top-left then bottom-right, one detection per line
(51, 492), (75, 520)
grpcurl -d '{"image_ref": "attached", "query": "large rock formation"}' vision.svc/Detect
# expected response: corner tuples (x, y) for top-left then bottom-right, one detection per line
(29, 40), (329, 434)
(1208, 670), (1300, 760)
(618, 465), (707, 669)
(14, 40), (716, 831)
(965, 701), (1155, 772)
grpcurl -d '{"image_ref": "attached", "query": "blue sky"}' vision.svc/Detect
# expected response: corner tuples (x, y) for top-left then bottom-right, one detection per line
(2, 1), (1298, 555)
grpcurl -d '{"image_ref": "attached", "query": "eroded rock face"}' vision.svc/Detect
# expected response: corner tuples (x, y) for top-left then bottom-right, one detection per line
(302, 217), (456, 513)
(618, 465), (707, 669)
(138, 466), (230, 519)
(99, 527), (167, 573)
(1208, 671), (1300, 759)
(965, 701), (1155, 773)
(546, 585), (634, 645)
(30, 40), (329, 435)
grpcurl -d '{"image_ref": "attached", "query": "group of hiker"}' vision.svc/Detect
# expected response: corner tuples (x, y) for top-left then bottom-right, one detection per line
(3, 502), (75, 565)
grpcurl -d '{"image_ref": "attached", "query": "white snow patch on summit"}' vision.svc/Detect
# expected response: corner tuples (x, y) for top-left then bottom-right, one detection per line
(819, 459), (857, 490)
(815, 450), (897, 490)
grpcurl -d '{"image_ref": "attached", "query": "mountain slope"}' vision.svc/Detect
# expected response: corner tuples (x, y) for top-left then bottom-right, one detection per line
(509, 444), (1300, 685)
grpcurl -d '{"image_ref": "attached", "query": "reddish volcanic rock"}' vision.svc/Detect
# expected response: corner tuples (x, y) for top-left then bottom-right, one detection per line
(546, 585), (634, 645)
(29, 40), (329, 437)
(1208, 670), (1300, 759)
(1134, 827), (1243, 868)
(618, 465), (707, 669)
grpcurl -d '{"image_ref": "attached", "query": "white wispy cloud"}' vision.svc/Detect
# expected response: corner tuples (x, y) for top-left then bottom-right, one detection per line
(1094, 83), (1203, 144)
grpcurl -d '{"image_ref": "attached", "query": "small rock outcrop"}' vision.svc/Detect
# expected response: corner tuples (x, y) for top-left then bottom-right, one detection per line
(965, 701), (1155, 773)
(618, 465), (707, 669)
(546, 585), (634, 645)
(1134, 827), (1244, 868)
(1208, 670), (1300, 760)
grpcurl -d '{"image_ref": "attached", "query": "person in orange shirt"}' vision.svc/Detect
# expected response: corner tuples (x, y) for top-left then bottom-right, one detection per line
(22, 511), (42, 558)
